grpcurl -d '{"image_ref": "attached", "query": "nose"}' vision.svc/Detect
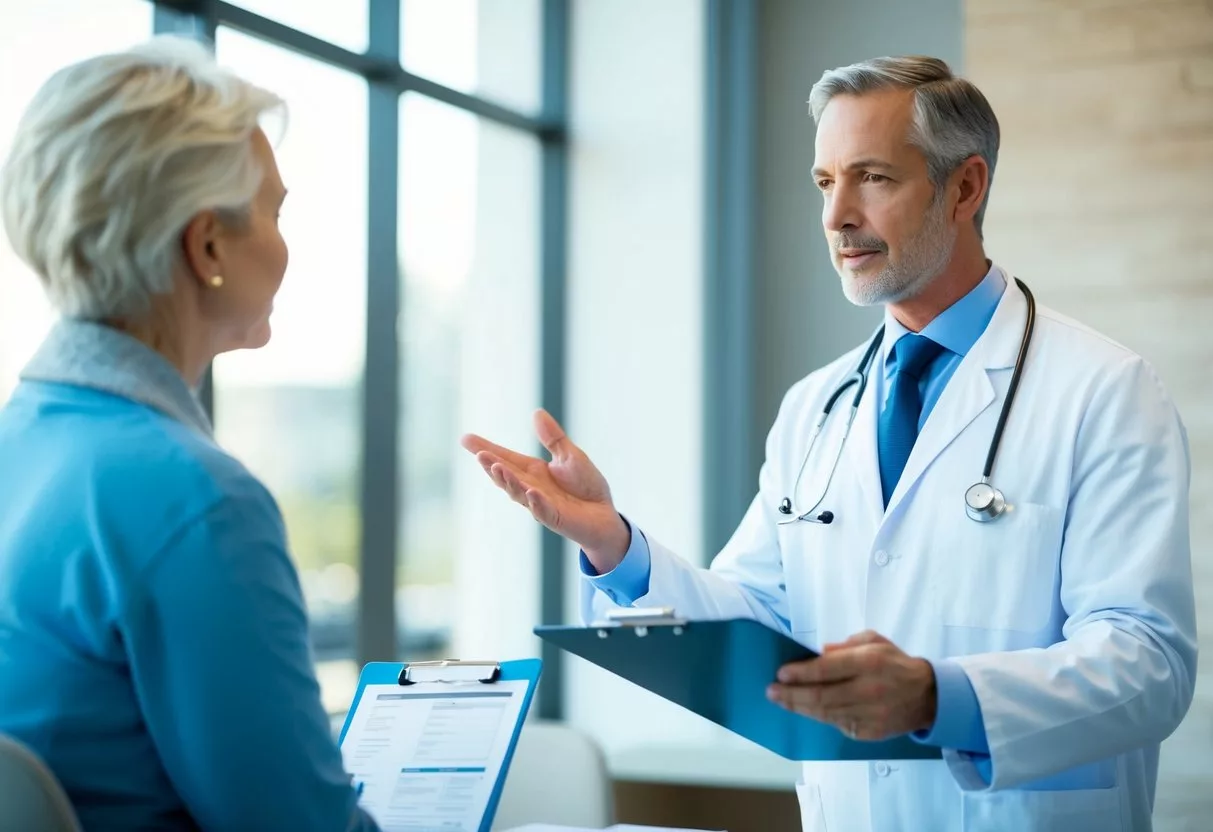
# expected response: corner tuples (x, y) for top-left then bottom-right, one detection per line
(822, 184), (863, 234)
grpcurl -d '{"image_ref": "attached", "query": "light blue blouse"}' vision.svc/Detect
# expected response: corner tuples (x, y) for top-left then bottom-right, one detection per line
(0, 320), (378, 831)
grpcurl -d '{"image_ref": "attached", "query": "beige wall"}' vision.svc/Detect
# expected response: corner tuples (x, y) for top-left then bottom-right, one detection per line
(966, 0), (1213, 822)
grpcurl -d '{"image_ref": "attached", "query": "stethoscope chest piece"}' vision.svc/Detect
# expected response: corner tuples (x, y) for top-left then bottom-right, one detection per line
(965, 481), (1007, 523)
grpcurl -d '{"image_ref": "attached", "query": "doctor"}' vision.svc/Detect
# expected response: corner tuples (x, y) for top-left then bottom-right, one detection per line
(462, 56), (1197, 831)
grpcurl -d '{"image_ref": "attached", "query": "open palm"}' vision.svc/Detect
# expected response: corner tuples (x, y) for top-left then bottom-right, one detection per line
(460, 409), (630, 571)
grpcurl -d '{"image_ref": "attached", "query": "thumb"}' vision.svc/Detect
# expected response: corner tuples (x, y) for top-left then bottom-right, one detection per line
(534, 409), (573, 460)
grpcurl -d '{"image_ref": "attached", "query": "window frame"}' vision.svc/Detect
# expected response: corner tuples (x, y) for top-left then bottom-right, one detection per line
(151, 0), (570, 718)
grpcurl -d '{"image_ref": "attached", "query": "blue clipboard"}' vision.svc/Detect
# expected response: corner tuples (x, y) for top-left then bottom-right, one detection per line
(536, 611), (939, 762)
(338, 658), (542, 832)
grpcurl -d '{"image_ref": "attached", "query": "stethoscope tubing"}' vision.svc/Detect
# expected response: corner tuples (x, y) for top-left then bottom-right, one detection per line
(778, 278), (1036, 525)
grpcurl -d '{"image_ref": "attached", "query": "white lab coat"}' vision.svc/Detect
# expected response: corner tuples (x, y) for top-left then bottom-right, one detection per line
(581, 276), (1197, 831)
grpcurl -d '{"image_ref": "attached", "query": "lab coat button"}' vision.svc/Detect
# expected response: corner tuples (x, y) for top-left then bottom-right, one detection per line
(875, 762), (891, 777)
(874, 550), (890, 567)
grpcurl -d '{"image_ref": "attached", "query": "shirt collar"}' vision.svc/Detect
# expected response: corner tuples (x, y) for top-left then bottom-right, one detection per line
(882, 262), (1007, 367)
(20, 318), (213, 438)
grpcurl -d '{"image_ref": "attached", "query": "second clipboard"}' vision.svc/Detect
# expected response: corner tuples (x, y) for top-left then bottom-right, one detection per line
(536, 613), (940, 761)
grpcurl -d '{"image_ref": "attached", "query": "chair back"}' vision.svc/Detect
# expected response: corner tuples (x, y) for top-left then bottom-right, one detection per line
(492, 720), (612, 829)
(0, 734), (81, 832)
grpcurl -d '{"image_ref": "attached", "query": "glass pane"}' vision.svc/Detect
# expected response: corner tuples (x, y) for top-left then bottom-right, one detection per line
(213, 28), (368, 714)
(402, 0), (541, 114)
(398, 93), (541, 663)
(227, 0), (368, 54)
(0, 0), (153, 401)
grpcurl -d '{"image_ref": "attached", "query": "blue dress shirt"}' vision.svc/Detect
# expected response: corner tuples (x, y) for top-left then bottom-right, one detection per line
(583, 266), (1007, 765)
(0, 321), (378, 831)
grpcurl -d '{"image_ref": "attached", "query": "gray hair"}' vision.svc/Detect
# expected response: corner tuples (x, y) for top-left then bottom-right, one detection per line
(809, 56), (999, 236)
(0, 35), (285, 320)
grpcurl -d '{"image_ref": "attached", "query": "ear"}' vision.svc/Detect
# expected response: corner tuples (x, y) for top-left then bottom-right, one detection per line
(181, 210), (223, 287)
(949, 155), (989, 228)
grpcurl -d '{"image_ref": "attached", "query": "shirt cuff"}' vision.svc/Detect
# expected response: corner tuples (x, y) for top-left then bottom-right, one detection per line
(911, 658), (990, 755)
(579, 516), (651, 606)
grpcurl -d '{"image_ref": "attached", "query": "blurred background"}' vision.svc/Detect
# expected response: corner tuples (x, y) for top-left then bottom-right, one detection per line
(0, 0), (1209, 828)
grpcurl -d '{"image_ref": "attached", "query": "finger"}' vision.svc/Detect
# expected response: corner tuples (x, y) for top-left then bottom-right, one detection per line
(775, 677), (887, 711)
(461, 432), (542, 471)
(533, 409), (574, 460)
(823, 630), (888, 653)
(774, 659), (816, 683)
(525, 488), (562, 530)
(485, 463), (517, 500)
(766, 682), (848, 719)
(494, 464), (534, 507)
(474, 450), (502, 476)
(765, 685), (891, 735)
(777, 649), (866, 685)
(477, 452), (531, 490)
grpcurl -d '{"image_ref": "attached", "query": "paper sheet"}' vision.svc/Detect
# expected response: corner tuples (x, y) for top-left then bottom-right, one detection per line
(340, 679), (528, 831)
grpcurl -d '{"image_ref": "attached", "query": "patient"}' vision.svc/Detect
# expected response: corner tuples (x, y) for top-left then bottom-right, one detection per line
(0, 37), (380, 831)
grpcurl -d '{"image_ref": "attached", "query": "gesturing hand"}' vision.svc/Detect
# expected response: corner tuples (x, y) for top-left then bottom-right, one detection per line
(460, 409), (631, 573)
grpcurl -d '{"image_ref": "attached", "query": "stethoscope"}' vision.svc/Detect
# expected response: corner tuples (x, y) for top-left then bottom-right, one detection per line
(777, 278), (1036, 526)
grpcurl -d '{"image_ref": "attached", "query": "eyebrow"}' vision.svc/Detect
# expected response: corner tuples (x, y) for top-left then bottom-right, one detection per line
(811, 159), (897, 179)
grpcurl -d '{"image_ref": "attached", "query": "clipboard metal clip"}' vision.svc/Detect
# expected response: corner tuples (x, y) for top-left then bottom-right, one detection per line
(593, 607), (688, 639)
(398, 660), (501, 685)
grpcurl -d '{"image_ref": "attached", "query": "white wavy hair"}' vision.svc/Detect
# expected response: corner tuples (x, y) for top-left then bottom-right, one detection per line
(0, 35), (285, 320)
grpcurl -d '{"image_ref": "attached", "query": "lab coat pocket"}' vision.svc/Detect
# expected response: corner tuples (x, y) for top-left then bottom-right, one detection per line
(795, 781), (828, 832)
(961, 784), (1122, 831)
(936, 501), (1064, 632)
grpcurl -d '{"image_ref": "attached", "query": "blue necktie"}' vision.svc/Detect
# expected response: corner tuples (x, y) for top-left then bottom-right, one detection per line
(878, 334), (946, 507)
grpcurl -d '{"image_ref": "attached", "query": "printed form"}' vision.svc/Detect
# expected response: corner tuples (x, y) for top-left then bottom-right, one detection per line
(340, 679), (529, 832)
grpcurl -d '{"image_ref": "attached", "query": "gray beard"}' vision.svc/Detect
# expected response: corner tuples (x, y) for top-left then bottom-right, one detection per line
(838, 199), (957, 307)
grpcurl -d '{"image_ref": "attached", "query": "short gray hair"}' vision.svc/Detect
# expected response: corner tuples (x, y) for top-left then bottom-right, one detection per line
(809, 56), (999, 236)
(0, 35), (285, 320)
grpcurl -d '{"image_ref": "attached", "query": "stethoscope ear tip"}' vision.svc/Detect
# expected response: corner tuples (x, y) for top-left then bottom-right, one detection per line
(778, 497), (793, 515)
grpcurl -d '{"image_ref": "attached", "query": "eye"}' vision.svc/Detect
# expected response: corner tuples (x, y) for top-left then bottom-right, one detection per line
(815, 178), (833, 191)
(863, 172), (889, 184)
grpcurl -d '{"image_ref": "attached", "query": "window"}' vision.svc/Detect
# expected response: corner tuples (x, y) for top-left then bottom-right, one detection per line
(0, 0), (154, 401)
(397, 94), (542, 663)
(402, 0), (542, 114)
(227, 0), (368, 54)
(211, 27), (369, 713)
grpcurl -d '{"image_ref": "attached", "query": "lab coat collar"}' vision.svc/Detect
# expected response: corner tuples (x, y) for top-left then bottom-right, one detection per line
(20, 318), (213, 438)
(880, 262), (1007, 368)
(969, 270), (1032, 372)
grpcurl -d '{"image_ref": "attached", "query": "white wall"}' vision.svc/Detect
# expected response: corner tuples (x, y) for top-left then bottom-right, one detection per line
(964, 2), (1213, 825)
(562, 0), (712, 758)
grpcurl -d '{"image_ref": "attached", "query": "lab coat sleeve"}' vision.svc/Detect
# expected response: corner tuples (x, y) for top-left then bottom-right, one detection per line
(579, 381), (808, 635)
(948, 355), (1198, 791)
